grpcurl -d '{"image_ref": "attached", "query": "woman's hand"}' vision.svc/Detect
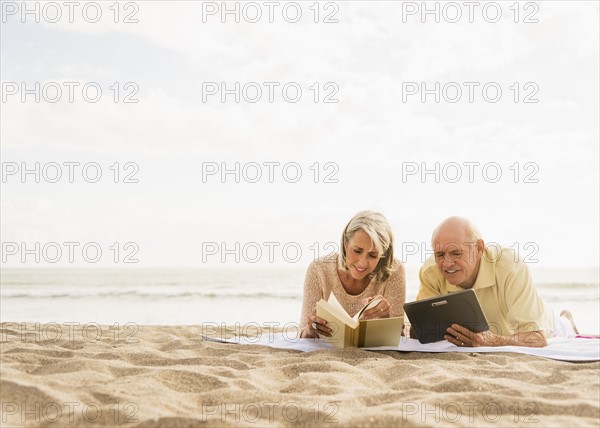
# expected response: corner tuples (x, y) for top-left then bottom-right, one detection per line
(359, 295), (390, 320)
(300, 311), (332, 338)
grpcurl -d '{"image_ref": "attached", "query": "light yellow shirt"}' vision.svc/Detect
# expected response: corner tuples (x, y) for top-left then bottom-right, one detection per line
(417, 246), (554, 338)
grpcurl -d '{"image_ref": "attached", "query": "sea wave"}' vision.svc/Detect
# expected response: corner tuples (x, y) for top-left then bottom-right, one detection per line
(536, 282), (599, 289)
(0, 289), (302, 300)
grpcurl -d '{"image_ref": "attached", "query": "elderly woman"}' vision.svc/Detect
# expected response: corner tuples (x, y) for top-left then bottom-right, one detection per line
(299, 210), (406, 338)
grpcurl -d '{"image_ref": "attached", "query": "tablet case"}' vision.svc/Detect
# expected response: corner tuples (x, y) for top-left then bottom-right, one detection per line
(403, 289), (489, 344)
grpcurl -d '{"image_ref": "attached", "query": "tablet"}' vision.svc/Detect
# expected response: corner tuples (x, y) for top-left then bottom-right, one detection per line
(403, 289), (489, 344)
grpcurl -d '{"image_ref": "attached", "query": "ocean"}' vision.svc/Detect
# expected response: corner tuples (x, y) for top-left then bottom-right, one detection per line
(1, 267), (598, 334)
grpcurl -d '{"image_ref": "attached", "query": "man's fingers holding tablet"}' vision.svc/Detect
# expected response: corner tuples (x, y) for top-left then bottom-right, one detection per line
(446, 324), (473, 347)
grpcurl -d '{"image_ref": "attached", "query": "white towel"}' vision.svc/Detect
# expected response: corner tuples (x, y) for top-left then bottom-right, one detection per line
(204, 333), (600, 362)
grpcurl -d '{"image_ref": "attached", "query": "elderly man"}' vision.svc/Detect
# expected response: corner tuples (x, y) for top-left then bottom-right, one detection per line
(416, 216), (578, 348)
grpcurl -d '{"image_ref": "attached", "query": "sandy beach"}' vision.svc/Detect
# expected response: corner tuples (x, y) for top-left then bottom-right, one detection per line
(1, 323), (599, 427)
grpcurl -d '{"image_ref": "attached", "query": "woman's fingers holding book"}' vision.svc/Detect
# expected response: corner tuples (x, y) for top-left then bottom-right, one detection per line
(361, 296), (390, 320)
(309, 315), (332, 337)
(361, 296), (375, 306)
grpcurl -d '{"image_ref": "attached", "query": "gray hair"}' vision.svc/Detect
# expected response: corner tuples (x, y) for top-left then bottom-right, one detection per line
(339, 210), (395, 282)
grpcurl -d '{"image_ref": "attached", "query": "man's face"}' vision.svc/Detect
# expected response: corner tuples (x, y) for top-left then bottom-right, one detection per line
(433, 226), (484, 289)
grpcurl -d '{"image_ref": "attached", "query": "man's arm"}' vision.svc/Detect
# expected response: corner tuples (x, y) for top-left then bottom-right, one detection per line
(409, 262), (444, 339)
(499, 251), (553, 342)
(446, 324), (547, 348)
(416, 262), (443, 300)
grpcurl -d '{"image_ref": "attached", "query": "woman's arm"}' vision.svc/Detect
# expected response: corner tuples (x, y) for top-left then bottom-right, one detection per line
(385, 261), (406, 318)
(299, 261), (330, 338)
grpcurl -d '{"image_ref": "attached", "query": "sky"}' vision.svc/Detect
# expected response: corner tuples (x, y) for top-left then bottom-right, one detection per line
(1, 0), (599, 269)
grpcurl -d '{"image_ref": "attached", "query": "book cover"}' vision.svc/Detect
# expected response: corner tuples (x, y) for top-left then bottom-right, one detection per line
(316, 294), (404, 349)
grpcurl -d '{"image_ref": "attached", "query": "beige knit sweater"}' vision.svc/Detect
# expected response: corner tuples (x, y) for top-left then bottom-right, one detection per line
(299, 253), (406, 329)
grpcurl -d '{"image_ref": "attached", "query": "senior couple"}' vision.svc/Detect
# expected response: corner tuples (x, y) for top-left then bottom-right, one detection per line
(299, 211), (579, 348)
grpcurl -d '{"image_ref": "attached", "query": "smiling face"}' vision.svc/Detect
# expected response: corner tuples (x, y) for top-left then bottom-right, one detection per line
(344, 229), (381, 280)
(432, 220), (484, 289)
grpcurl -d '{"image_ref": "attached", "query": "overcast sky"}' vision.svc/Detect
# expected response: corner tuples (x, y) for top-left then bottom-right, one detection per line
(1, 1), (598, 268)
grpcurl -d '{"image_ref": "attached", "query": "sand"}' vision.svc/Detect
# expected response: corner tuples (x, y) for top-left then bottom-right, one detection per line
(1, 323), (599, 427)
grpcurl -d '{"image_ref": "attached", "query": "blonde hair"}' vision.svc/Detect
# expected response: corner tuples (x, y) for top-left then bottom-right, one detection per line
(338, 210), (395, 282)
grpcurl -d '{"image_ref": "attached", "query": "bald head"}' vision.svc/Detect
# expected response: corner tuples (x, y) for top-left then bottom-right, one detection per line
(432, 216), (482, 246)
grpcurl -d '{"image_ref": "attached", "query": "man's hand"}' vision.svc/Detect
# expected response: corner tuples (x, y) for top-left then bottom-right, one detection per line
(445, 324), (547, 348)
(445, 324), (499, 347)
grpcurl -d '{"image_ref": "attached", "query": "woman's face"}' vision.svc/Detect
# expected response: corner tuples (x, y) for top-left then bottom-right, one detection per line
(344, 230), (381, 280)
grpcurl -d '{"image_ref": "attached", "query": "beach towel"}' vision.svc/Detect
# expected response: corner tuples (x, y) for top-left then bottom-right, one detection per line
(204, 333), (600, 362)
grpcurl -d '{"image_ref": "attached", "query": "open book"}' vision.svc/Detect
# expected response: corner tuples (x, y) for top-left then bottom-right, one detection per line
(316, 294), (404, 349)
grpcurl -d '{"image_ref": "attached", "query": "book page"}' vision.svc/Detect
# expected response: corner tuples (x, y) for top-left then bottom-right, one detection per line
(327, 293), (347, 313)
(319, 294), (356, 327)
(316, 301), (357, 348)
